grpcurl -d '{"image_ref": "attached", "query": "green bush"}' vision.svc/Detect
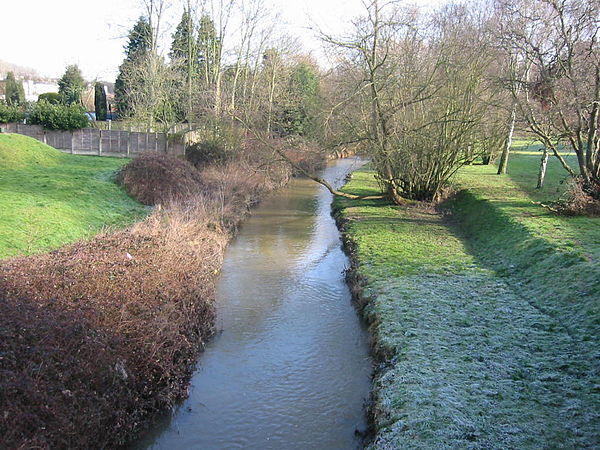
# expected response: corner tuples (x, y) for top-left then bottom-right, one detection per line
(0, 101), (24, 123)
(38, 92), (61, 105)
(29, 101), (89, 131)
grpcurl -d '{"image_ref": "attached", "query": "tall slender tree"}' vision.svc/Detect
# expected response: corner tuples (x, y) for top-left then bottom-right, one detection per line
(4, 72), (25, 106)
(170, 9), (198, 121)
(115, 17), (153, 117)
(94, 82), (108, 121)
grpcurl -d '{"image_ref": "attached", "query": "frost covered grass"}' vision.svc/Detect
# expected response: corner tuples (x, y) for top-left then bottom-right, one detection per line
(0, 134), (147, 259)
(455, 153), (600, 340)
(335, 161), (600, 448)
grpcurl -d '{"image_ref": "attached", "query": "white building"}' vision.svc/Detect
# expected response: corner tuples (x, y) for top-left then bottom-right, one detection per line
(23, 79), (59, 102)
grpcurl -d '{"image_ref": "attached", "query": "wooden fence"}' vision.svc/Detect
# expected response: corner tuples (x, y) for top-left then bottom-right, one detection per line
(1, 123), (185, 157)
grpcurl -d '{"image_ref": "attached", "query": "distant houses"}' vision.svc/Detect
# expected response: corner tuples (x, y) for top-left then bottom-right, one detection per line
(0, 71), (115, 119)
(0, 73), (58, 102)
(23, 79), (60, 102)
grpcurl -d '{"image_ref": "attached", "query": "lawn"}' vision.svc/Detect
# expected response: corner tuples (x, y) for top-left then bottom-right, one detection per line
(335, 151), (600, 448)
(0, 134), (147, 259)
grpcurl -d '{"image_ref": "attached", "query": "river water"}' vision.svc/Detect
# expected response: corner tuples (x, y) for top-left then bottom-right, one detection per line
(134, 157), (372, 449)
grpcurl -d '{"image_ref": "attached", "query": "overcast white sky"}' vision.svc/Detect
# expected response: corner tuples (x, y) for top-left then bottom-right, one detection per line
(1, 0), (443, 82)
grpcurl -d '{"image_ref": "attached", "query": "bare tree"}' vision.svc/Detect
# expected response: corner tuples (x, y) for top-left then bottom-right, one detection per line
(497, 0), (600, 194)
(320, 1), (497, 202)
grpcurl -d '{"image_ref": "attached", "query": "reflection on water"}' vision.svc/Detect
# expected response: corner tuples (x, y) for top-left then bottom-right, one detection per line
(133, 158), (372, 449)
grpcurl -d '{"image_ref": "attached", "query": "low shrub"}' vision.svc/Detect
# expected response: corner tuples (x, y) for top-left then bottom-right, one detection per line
(28, 100), (89, 130)
(0, 102), (24, 123)
(118, 153), (290, 230)
(184, 120), (245, 168)
(186, 138), (234, 167)
(554, 177), (600, 216)
(37, 92), (61, 105)
(117, 154), (205, 205)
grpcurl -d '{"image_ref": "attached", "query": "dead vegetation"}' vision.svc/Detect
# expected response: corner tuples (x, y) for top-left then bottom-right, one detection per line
(0, 141), (305, 448)
(0, 204), (226, 448)
(557, 178), (600, 216)
(534, 178), (600, 217)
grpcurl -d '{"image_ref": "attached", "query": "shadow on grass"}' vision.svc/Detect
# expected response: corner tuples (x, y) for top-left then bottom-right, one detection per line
(444, 190), (600, 343)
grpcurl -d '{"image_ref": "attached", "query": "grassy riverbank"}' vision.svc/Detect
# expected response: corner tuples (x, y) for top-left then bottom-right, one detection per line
(0, 136), (301, 448)
(0, 134), (148, 259)
(335, 153), (600, 448)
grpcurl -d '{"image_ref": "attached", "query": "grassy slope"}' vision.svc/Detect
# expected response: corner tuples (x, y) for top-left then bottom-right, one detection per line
(335, 152), (599, 448)
(0, 134), (147, 259)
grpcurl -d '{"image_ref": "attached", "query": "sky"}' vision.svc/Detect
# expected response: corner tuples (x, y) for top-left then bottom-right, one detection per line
(1, 0), (443, 82)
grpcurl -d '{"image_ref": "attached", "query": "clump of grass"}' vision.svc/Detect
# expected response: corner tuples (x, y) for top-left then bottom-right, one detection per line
(335, 162), (600, 448)
(0, 134), (147, 259)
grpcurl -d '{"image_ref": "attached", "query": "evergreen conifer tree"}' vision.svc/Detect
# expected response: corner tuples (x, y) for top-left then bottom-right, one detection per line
(58, 65), (85, 105)
(94, 82), (108, 121)
(5, 72), (25, 106)
(115, 17), (153, 117)
(170, 11), (197, 74)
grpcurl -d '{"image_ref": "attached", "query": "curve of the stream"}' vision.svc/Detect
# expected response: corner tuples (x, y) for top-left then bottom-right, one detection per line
(134, 157), (372, 449)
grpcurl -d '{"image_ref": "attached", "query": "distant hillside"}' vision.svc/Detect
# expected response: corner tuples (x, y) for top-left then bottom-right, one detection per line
(0, 59), (42, 81)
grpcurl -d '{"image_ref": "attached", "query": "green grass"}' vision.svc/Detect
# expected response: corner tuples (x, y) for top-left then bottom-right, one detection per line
(455, 152), (600, 339)
(335, 153), (600, 448)
(0, 134), (148, 259)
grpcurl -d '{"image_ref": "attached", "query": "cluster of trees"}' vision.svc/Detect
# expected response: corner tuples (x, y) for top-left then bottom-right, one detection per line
(112, 0), (599, 204)
(114, 0), (322, 137)
(0, 64), (113, 130)
(318, 0), (600, 202)
(30, 66), (91, 130)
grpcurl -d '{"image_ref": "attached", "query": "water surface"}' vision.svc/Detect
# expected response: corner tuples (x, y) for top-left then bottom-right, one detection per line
(136, 158), (372, 449)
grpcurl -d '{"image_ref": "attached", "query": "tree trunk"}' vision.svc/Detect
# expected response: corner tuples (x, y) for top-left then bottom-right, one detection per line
(537, 148), (549, 189)
(497, 104), (516, 175)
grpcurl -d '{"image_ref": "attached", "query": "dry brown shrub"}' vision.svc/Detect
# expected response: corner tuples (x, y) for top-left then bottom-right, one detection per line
(0, 203), (227, 448)
(555, 178), (600, 216)
(116, 154), (205, 205)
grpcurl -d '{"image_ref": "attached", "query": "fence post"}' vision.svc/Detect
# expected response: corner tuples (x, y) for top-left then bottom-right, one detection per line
(99, 130), (102, 155)
(155, 132), (158, 153)
(127, 131), (131, 157)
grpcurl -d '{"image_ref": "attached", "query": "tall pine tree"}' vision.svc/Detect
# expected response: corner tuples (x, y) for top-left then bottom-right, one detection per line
(170, 11), (197, 74)
(197, 15), (221, 87)
(170, 10), (197, 121)
(115, 17), (152, 117)
(58, 65), (85, 105)
(94, 82), (108, 121)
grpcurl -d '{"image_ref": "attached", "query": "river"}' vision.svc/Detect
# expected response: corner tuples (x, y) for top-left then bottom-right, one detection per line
(133, 157), (372, 449)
